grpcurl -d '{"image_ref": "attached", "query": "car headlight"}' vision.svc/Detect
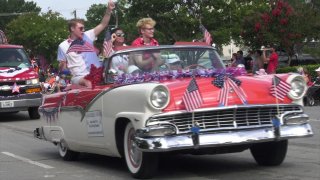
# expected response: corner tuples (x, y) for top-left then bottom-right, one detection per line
(26, 78), (39, 85)
(287, 75), (307, 100)
(149, 85), (170, 109)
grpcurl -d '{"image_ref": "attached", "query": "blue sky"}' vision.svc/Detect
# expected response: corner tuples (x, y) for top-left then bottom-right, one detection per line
(26, 0), (108, 19)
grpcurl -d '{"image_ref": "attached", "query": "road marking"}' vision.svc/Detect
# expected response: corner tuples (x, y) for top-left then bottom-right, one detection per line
(1, 151), (54, 169)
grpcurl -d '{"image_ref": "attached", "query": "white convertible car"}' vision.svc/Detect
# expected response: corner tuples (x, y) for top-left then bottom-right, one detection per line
(35, 43), (313, 178)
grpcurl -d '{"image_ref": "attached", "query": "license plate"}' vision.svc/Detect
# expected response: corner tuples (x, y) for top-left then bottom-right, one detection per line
(1, 101), (14, 108)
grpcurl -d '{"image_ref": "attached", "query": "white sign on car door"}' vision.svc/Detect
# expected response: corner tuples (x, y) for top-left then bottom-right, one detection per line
(85, 111), (104, 137)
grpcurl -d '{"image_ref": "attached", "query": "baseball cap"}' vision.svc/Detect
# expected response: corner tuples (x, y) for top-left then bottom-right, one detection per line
(127, 65), (140, 74)
(162, 54), (180, 64)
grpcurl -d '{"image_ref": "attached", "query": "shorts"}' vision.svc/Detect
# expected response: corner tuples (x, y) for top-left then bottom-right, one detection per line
(71, 76), (85, 85)
(43, 83), (51, 89)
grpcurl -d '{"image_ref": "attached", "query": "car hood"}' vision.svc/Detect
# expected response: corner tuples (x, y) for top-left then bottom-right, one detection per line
(0, 67), (38, 81)
(161, 74), (292, 112)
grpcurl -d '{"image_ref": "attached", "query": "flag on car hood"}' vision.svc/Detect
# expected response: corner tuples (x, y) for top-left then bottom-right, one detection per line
(182, 77), (203, 112)
(270, 75), (291, 101)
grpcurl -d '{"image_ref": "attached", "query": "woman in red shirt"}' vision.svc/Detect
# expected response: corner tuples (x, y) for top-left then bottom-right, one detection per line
(131, 18), (162, 71)
(131, 18), (159, 46)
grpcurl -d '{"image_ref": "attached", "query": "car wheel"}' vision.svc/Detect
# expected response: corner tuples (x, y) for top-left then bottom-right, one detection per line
(250, 140), (288, 166)
(58, 140), (79, 161)
(28, 107), (40, 119)
(124, 122), (158, 179)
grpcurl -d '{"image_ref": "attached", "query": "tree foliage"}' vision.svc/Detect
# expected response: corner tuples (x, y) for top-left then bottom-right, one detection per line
(0, 0), (40, 29)
(1, 0), (319, 65)
(240, 0), (320, 63)
(124, 0), (232, 46)
(6, 12), (68, 62)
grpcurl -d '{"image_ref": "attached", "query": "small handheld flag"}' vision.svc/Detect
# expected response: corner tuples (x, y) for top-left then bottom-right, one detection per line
(67, 39), (95, 54)
(102, 30), (113, 58)
(199, 24), (212, 46)
(182, 77), (203, 112)
(270, 76), (291, 101)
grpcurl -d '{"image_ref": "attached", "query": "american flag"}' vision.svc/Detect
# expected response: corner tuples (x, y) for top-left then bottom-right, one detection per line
(66, 39), (95, 54)
(102, 30), (113, 58)
(12, 82), (20, 93)
(216, 76), (247, 106)
(270, 76), (291, 101)
(218, 77), (230, 106)
(0, 29), (8, 44)
(199, 24), (212, 46)
(182, 77), (203, 112)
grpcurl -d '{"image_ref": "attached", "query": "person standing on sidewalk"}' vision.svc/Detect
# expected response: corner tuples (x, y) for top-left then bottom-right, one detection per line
(263, 45), (278, 74)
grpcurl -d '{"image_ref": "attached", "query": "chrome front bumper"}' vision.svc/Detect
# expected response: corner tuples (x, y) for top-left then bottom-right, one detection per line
(0, 93), (42, 112)
(135, 122), (313, 152)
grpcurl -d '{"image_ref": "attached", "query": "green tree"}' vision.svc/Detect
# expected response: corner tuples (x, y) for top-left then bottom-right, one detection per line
(85, 0), (139, 50)
(0, 0), (40, 29)
(6, 11), (68, 63)
(85, 2), (128, 48)
(240, 0), (320, 65)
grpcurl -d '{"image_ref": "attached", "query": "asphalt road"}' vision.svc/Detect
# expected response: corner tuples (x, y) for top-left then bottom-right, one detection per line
(0, 107), (319, 180)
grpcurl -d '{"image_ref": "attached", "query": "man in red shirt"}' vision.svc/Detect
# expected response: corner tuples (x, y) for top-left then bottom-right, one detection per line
(263, 45), (278, 74)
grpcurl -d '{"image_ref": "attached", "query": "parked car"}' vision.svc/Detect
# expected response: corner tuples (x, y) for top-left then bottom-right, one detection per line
(0, 44), (42, 119)
(276, 50), (320, 68)
(34, 43), (313, 178)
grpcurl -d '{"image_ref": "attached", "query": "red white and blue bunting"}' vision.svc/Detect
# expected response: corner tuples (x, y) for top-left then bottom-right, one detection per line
(114, 67), (247, 85)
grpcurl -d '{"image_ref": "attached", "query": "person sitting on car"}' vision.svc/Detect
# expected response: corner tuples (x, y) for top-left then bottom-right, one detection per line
(131, 50), (163, 72)
(163, 54), (182, 70)
(66, 39), (94, 88)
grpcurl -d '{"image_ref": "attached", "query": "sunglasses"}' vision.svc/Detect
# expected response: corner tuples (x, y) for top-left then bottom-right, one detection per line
(115, 33), (125, 37)
(78, 26), (85, 31)
(143, 28), (154, 31)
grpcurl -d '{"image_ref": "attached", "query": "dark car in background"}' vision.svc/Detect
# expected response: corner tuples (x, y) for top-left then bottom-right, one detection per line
(242, 49), (320, 72)
(277, 50), (320, 68)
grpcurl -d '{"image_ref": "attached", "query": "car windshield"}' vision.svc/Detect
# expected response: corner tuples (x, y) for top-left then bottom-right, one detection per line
(0, 48), (30, 68)
(105, 46), (225, 83)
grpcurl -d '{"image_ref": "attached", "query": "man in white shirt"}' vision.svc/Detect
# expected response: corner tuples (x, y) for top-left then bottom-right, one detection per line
(57, 0), (115, 73)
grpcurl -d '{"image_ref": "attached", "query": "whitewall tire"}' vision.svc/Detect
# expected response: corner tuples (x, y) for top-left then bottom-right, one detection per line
(124, 122), (158, 179)
(58, 140), (79, 161)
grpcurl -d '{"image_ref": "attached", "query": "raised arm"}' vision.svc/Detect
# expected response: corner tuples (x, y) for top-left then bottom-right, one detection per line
(93, 0), (116, 37)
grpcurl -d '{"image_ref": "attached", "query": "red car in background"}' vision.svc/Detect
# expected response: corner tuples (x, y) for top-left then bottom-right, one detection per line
(0, 43), (42, 119)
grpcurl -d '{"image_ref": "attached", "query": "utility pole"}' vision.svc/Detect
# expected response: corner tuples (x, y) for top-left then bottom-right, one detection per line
(71, 9), (77, 19)
(115, 10), (118, 27)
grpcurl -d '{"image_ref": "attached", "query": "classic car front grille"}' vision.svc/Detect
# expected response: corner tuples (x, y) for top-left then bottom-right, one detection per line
(0, 81), (26, 86)
(0, 89), (27, 96)
(148, 105), (302, 133)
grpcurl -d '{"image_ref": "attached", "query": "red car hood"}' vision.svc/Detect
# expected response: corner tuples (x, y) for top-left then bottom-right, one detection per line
(162, 74), (291, 112)
(0, 67), (38, 81)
